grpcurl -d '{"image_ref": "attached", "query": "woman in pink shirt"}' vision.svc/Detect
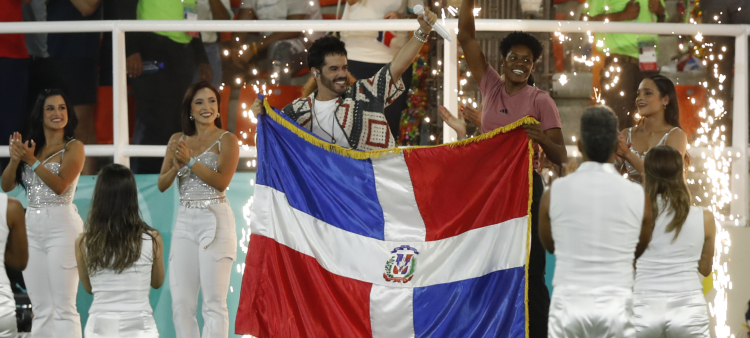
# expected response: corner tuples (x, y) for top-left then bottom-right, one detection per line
(440, 29), (566, 168)
(440, 2), (569, 337)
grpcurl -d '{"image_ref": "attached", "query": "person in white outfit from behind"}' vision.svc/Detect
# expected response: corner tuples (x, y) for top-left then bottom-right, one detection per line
(0, 193), (29, 337)
(539, 106), (654, 338)
(75, 164), (165, 338)
(633, 145), (715, 337)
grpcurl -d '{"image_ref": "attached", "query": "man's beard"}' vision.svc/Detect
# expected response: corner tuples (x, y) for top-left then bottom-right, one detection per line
(320, 75), (350, 95)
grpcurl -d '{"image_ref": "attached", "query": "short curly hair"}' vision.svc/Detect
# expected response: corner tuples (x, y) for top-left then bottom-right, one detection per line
(499, 31), (543, 62)
(308, 36), (348, 71)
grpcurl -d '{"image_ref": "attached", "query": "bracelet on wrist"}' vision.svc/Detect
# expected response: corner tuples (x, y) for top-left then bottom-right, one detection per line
(416, 28), (429, 38)
(176, 166), (188, 178)
(187, 157), (197, 168)
(413, 30), (428, 43)
(30, 160), (41, 171)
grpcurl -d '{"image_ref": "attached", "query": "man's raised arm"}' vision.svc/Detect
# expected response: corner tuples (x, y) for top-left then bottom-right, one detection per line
(389, 9), (438, 81)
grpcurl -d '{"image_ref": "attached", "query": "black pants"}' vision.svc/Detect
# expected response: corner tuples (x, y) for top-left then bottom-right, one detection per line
(529, 171), (550, 337)
(130, 33), (196, 174)
(347, 60), (411, 139)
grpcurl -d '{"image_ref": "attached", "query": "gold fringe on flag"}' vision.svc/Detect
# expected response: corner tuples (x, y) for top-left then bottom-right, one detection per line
(263, 98), (538, 336)
(524, 141), (535, 338)
(262, 99), (540, 160)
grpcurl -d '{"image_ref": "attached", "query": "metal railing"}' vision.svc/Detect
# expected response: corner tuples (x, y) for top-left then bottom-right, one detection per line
(0, 19), (747, 225)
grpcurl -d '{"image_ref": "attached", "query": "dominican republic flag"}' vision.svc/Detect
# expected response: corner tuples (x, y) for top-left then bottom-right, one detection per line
(376, 31), (396, 47)
(236, 100), (535, 338)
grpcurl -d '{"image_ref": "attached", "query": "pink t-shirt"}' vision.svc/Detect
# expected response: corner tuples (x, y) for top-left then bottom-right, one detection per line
(479, 66), (561, 133)
(479, 66), (561, 169)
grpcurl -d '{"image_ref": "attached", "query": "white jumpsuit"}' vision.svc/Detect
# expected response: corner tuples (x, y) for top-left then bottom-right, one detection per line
(170, 132), (237, 338)
(22, 143), (84, 338)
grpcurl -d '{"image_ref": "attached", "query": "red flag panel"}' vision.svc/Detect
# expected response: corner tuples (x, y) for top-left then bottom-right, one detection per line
(236, 235), (373, 338)
(405, 129), (531, 241)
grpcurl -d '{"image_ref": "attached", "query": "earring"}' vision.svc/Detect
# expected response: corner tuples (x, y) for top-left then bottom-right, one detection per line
(189, 115), (195, 121)
(217, 112), (221, 118)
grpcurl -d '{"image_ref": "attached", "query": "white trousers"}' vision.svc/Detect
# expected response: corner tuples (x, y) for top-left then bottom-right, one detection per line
(23, 205), (84, 338)
(549, 286), (636, 338)
(0, 312), (16, 338)
(169, 204), (237, 338)
(0, 286), (16, 338)
(84, 312), (158, 338)
(633, 290), (709, 338)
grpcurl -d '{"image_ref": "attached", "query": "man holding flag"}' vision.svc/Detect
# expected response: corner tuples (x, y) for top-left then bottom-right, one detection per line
(252, 8), (437, 151)
(238, 96), (538, 337)
(239, 6), (538, 338)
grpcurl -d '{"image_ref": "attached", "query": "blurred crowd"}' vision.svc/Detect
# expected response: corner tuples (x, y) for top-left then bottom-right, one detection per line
(2, 0), (748, 175)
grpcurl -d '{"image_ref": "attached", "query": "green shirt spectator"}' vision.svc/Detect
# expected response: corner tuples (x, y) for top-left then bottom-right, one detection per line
(585, 0), (666, 58)
(137, 0), (194, 44)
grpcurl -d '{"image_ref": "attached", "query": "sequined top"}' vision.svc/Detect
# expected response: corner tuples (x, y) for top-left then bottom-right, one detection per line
(23, 140), (79, 208)
(621, 127), (677, 183)
(177, 132), (230, 208)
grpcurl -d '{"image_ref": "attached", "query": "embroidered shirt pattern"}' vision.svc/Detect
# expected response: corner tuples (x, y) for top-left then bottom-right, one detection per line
(282, 63), (405, 151)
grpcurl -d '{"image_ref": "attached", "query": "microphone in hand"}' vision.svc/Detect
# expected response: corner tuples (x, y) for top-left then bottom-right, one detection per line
(413, 5), (453, 42)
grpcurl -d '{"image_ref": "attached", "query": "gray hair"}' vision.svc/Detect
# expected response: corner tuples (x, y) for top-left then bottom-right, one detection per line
(580, 106), (619, 163)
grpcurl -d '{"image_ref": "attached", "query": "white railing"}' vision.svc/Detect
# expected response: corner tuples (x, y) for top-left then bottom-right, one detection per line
(0, 19), (747, 225)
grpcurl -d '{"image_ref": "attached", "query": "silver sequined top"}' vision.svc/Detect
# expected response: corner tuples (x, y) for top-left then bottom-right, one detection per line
(177, 132), (229, 208)
(622, 127), (677, 184)
(22, 141), (79, 208)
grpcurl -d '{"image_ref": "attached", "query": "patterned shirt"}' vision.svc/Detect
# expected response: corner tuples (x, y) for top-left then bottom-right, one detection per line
(282, 63), (405, 151)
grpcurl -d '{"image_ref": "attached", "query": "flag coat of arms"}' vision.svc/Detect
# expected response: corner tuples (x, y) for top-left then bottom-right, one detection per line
(236, 101), (535, 338)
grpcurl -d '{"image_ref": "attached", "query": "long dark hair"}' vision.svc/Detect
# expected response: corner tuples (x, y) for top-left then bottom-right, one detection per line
(81, 164), (157, 274)
(648, 75), (680, 128)
(15, 89), (78, 189)
(181, 81), (222, 136)
(645, 75), (691, 168)
(644, 146), (691, 241)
